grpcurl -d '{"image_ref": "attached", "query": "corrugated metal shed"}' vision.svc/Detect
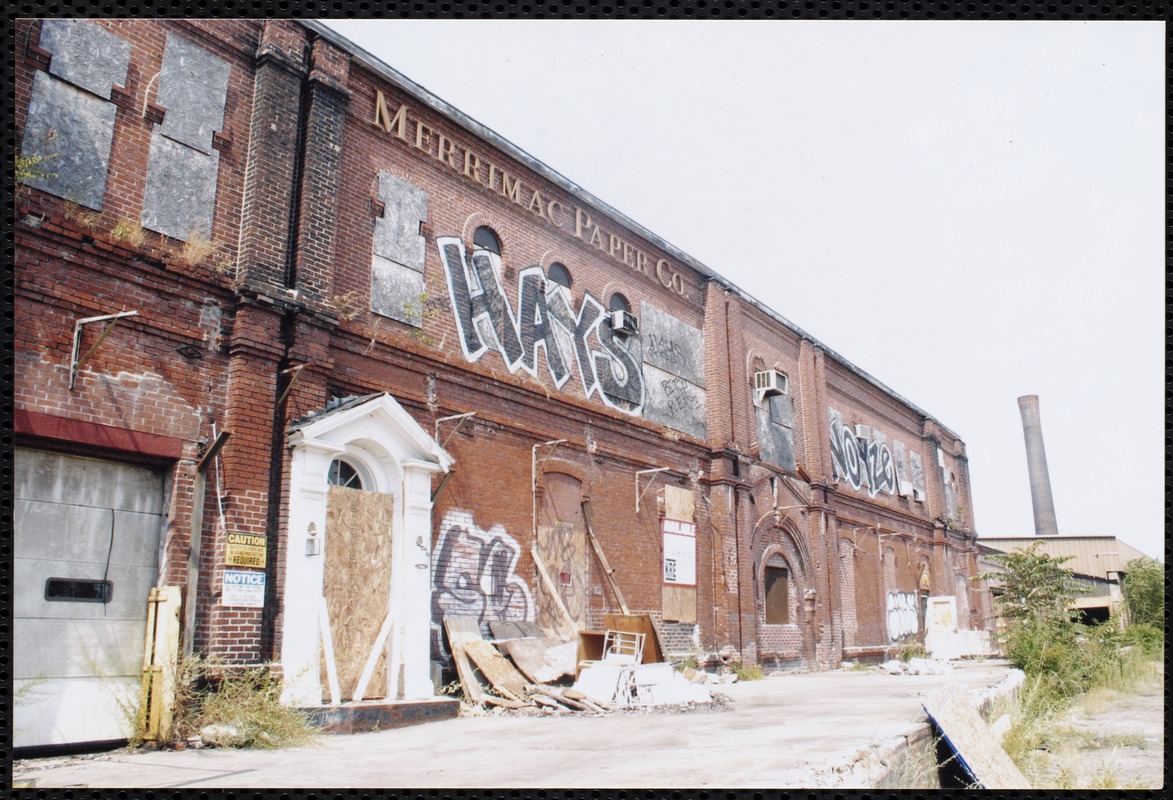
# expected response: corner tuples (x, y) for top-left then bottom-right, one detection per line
(978, 535), (1152, 581)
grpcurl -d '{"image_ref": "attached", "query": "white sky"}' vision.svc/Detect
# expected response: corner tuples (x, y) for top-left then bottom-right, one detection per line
(323, 20), (1164, 561)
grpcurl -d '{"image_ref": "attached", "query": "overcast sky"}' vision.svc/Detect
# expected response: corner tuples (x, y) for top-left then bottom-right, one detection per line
(323, 20), (1164, 561)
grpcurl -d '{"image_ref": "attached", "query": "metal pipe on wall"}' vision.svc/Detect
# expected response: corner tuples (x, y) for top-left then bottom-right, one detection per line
(1017, 394), (1059, 536)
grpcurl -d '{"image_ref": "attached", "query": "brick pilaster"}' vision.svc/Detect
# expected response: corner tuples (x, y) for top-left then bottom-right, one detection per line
(236, 20), (306, 293)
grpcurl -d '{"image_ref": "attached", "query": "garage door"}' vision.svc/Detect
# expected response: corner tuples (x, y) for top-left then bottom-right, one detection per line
(14, 448), (166, 748)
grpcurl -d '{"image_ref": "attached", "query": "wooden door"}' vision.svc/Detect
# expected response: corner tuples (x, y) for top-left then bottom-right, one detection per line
(536, 473), (588, 632)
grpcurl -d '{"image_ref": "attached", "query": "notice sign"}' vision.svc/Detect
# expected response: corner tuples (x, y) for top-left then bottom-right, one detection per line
(222, 569), (265, 608)
(661, 518), (697, 586)
(225, 532), (267, 568)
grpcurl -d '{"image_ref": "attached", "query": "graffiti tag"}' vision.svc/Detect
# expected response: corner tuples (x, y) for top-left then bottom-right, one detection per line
(432, 510), (533, 626)
(438, 237), (643, 413)
(886, 590), (919, 642)
(828, 411), (897, 498)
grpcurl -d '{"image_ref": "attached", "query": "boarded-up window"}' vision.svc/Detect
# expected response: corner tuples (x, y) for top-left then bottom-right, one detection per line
(764, 566), (790, 624)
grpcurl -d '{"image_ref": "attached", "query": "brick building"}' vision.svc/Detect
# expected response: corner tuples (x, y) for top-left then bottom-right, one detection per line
(13, 19), (985, 748)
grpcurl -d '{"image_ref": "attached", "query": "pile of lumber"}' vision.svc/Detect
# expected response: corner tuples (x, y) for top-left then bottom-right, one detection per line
(445, 614), (710, 713)
(444, 615), (609, 713)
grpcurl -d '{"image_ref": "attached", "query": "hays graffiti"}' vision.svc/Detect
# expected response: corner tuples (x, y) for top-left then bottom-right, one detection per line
(432, 510), (533, 625)
(437, 237), (643, 414)
(829, 411), (897, 498)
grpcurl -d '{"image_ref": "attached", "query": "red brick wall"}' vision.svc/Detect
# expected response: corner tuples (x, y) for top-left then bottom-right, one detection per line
(14, 19), (985, 673)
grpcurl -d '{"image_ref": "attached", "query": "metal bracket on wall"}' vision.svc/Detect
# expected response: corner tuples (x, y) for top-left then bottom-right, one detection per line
(531, 438), (568, 492)
(275, 364), (308, 408)
(435, 411), (477, 449)
(635, 467), (670, 513)
(70, 310), (139, 390)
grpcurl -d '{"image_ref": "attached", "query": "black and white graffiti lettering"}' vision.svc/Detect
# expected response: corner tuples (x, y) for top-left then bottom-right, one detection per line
(438, 235), (644, 413)
(432, 510), (533, 625)
(828, 408), (901, 498)
(886, 590), (918, 641)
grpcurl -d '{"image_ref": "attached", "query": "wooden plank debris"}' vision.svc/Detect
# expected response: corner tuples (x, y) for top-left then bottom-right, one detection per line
(443, 615), (487, 704)
(499, 637), (576, 684)
(463, 639), (531, 702)
(923, 683), (1030, 789)
(488, 620), (528, 640)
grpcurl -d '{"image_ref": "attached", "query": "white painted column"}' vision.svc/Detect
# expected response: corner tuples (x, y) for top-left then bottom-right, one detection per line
(391, 459), (443, 699)
(280, 438), (345, 706)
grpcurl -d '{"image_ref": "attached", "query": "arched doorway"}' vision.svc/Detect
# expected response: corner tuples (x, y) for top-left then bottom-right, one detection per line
(281, 394), (453, 706)
(753, 524), (813, 669)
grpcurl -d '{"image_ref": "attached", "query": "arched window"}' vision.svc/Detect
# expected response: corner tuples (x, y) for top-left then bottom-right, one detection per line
(547, 262), (572, 289)
(328, 457), (364, 490)
(608, 292), (631, 314)
(473, 225), (502, 255)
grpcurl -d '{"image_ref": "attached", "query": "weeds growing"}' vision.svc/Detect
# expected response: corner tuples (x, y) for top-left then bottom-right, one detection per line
(169, 656), (319, 749)
(730, 662), (765, 681)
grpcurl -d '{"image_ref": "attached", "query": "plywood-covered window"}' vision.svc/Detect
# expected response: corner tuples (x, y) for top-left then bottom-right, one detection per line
(764, 565), (791, 624)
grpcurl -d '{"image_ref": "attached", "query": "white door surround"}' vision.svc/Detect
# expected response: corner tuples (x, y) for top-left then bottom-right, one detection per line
(281, 393), (453, 705)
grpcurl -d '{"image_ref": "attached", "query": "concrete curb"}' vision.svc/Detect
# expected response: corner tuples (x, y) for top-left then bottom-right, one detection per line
(814, 665), (1027, 789)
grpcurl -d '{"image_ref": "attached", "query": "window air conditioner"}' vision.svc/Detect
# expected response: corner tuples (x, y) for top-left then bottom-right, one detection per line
(610, 310), (639, 335)
(753, 369), (788, 406)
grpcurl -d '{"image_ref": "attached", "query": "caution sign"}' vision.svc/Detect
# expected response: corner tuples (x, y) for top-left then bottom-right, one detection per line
(225, 532), (267, 568)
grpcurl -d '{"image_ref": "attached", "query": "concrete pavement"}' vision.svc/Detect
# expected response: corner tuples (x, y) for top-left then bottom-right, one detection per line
(12, 660), (1019, 789)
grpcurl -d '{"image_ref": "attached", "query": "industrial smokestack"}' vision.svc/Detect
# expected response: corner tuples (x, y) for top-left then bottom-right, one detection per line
(1017, 395), (1059, 536)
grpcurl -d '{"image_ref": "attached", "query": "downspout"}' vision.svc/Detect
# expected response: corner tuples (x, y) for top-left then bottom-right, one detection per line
(261, 41), (313, 660)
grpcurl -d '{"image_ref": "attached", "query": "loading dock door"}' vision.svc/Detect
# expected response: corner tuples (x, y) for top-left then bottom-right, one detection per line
(14, 448), (165, 748)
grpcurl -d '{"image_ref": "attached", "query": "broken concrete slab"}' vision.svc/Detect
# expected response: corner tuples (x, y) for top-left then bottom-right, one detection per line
(922, 682), (1030, 789)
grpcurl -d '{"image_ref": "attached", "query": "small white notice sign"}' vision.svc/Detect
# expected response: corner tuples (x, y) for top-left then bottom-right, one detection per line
(661, 518), (697, 586)
(222, 569), (265, 608)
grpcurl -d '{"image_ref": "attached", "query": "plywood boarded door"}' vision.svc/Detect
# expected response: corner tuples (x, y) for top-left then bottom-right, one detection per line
(536, 473), (588, 632)
(322, 485), (394, 701)
(662, 484), (697, 623)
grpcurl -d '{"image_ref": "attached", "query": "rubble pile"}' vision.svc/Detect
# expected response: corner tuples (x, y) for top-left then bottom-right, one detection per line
(443, 614), (721, 715)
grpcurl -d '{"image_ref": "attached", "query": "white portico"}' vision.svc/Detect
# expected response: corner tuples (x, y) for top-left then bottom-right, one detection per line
(281, 393), (453, 706)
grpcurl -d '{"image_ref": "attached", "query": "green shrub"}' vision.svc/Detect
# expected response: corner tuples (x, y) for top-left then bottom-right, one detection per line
(731, 661), (765, 681)
(1121, 557), (1164, 628)
(1121, 622), (1164, 655)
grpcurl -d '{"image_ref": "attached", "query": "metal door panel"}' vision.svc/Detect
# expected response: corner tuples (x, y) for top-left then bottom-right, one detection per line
(14, 675), (137, 748)
(14, 558), (158, 620)
(15, 448), (164, 514)
(15, 617), (149, 678)
(14, 448), (165, 748)
(14, 501), (161, 568)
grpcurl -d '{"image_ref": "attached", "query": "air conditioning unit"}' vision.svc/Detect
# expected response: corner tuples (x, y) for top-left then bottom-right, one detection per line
(610, 310), (639, 335)
(754, 370), (788, 406)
